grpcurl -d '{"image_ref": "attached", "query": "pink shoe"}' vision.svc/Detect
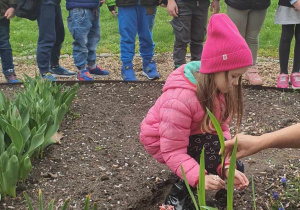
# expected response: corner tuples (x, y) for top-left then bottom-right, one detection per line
(277, 74), (289, 88)
(290, 72), (300, 89)
(245, 66), (263, 85)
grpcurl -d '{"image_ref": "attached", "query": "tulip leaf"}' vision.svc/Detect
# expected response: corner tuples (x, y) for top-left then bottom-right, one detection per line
(198, 147), (206, 209)
(180, 165), (199, 210)
(227, 138), (238, 210)
(19, 156), (32, 181)
(206, 108), (225, 176)
(23, 191), (34, 210)
(6, 124), (23, 154)
(2, 155), (19, 197)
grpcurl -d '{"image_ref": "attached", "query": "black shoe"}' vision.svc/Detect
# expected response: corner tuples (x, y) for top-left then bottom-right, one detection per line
(165, 180), (196, 210)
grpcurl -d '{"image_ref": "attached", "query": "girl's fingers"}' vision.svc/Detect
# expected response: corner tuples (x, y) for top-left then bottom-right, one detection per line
(239, 172), (249, 186)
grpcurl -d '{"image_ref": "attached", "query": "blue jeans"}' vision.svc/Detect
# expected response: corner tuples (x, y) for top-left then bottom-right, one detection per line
(118, 5), (156, 65)
(0, 19), (14, 75)
(67, 8), (100, 70)
(36, 3), (65, 75)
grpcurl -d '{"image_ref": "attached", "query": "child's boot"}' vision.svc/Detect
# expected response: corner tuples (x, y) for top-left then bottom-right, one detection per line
(290, 72), (300, 89)
(277, 73), (289, 89)
(245, 66), (263, 85)
(87, 64), (110, 76)
(121, 63), (137, 81)
(164, 179), (196, 210)
(4, 69), (20, 83)
(77, 69), (94, 81)
(143, 60), (160, 80)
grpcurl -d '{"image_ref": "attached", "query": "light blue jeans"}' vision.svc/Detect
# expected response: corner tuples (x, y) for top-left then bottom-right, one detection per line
(67, 8), (100, 70)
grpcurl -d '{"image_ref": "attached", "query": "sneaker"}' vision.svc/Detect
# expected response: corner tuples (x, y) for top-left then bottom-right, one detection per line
(50, 65), (76, 77)
(244, 66), (263, 85)
(87, 65), (109, 76)
(143, 60), (160, 80)
(121, 64), (137, 81)
(276, 74), (289, 89)
(42, 73), (57, 81)
(4, 69), (20, 83)
(290, 72), (300, 89)
(77, 69), (94, 81)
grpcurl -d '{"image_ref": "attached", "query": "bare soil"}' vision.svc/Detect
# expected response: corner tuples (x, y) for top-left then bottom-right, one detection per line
(0, 82), (299, 210)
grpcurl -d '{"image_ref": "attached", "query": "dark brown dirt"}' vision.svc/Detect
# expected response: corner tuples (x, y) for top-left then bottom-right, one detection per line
(0, 83), (299, 210)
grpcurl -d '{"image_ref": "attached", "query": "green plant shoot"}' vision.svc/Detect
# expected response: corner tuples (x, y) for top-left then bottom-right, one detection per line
(198, 147), (206, 209)
(252, 176), (257, 210)
(206, 108), (225, 177)
(181, 165), (199, 210)
(227, 138), (238, 210)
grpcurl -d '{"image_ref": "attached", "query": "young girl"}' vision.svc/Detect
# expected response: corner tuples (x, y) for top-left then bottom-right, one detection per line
(167, 0), (220, 69)
(275, 0), (300, 89)
(140, 14), (250, 208)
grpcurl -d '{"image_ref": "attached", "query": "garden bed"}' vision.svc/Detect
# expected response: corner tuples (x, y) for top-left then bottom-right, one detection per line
(0, 82), (299, 209)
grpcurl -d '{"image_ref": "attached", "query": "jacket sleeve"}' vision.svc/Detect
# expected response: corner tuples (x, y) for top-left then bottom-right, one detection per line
(159, 97), (205, 188)
(9, 0), (18, 7)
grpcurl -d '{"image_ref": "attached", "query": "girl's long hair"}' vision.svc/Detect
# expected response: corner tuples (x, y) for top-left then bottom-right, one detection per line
(195, 71), (243, 134)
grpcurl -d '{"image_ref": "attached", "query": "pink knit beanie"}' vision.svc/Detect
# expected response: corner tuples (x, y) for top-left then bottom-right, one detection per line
(200, 13), (253, 74)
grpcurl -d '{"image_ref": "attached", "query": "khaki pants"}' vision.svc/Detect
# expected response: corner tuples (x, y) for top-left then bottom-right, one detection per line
(226, 6), (268, 65)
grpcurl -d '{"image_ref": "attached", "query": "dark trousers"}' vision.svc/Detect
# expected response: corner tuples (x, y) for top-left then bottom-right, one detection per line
(0, 19), (14, 74)
(165, 134), (244, 210)
(36, 3), (65, 75)
(279, 24), (300, 74)
(170, 0), (210, 66)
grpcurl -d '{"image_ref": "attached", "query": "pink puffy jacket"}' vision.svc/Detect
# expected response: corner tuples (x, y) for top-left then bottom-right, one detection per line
(140, 65), (231, 187)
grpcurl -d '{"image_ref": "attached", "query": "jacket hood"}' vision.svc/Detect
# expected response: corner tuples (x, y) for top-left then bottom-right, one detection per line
(163, 65), (197, 93)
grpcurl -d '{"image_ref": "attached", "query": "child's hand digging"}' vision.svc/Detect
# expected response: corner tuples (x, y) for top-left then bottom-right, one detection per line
(205, 175), (225, 190)
(225, 169), (249, 190)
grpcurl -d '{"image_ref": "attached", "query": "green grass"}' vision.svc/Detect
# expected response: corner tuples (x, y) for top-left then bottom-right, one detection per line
(10, 1), (282, 57)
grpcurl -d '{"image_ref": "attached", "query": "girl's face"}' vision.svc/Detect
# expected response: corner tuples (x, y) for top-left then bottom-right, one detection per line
(214, 67), (248, 93)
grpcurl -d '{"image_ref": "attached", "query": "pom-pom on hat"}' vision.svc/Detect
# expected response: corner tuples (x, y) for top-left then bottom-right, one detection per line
(200, 13), (253, 74)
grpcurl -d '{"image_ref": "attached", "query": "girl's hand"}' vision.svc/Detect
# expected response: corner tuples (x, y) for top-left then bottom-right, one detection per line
(205, 175), (225, 190)
(5, 8), (15, 19)
(293, 0), (300, 10)
(167, 0), (178, 17)
(210, 0), (220, 14)
(225, 169), (249, 190)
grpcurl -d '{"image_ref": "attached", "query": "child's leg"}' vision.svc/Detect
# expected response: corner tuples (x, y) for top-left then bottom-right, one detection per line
(84, 8), (109, 76)
(226, 6), (248, 39)
(137, 5), (156, 65)
(0, 19), (14, 73)
(118, 6), (138, 81)
(67, 8), (93, 70)
(245, 9), (267, 65)
(50, 4), (65, 68)
(279, 25), (294, 74)
(86, 8), (101, 69)
(170, 1), (192, 67)
(36, 4), (58, 75)
(190, 0), (210, 61)
(118, 6), (138, 66)
(136, 5), (160, 80)
(292, 24), (300, 73)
